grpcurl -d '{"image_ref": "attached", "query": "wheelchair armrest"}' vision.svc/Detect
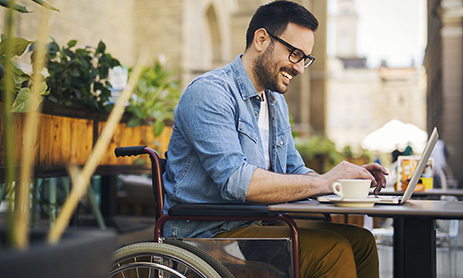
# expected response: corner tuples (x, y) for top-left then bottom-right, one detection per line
(168, 203), (278, 218)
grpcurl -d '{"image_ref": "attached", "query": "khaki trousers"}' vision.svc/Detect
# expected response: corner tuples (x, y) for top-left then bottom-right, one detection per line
(214, 220), (379, 278)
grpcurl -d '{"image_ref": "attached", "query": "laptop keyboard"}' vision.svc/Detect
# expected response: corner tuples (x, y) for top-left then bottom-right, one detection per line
(373, 195), (400, 200)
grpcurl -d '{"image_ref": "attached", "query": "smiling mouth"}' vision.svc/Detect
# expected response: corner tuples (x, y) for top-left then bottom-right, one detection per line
(281, 70), (293, 81)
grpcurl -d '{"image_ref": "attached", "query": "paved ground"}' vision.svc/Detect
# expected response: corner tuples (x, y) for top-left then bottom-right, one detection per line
(1, 209), (461, 277)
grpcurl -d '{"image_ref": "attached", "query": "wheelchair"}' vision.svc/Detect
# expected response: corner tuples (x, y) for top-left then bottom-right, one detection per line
(109, 146), (330, 278)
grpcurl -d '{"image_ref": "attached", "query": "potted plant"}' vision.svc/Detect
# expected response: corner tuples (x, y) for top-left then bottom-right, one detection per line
(29, 39), (178, 165)
(1, 2), (118, 277)
(294, 134), (344, 173)
(0, 35), (49, 112)
(126, 59), (181, 137)
(39, 38), (121, 113)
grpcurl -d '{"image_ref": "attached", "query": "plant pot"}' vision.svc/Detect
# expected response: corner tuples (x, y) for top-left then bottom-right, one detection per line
(0, 101), (173, 170)
(0, 228), (117, 278)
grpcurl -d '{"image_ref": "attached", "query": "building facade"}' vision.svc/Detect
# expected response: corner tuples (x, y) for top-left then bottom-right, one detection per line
(327, 0), (427, 157)
(425, 0), (463, 186)
(1, 0), (328, 136)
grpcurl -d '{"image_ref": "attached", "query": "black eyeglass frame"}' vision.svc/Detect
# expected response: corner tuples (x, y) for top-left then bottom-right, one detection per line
(267, 30), (315, 69)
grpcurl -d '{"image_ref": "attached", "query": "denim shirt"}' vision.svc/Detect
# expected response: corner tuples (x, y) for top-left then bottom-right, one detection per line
(162, 55), (313, 238)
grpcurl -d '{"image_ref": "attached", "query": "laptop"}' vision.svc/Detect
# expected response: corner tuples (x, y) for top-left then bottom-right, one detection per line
(317, 127), (439, 205)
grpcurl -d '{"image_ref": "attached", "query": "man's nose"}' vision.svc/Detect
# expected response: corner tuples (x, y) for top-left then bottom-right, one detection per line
(293, 60), (305, 75)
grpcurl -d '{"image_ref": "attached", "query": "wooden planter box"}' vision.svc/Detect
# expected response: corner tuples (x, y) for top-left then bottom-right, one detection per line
(0, 102), (172, 176)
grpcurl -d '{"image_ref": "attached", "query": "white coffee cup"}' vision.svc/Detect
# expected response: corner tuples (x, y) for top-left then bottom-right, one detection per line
(331, 179), (371, 199)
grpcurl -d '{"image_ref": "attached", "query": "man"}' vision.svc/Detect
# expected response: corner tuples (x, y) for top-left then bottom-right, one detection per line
(163, 1), (388, 277)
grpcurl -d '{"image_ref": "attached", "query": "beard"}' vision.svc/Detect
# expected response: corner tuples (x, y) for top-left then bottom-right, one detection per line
(252, 44), (297, 94)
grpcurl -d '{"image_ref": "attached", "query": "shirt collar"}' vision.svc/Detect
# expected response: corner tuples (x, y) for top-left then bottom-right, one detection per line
(231, 55), (277, 104)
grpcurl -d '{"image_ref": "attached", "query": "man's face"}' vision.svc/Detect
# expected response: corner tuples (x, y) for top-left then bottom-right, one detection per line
(253, 23), (315, 94)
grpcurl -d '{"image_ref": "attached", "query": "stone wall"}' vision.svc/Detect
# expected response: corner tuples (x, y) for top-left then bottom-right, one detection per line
(1, 0), (326, 136)
(0, 0), (135, 68)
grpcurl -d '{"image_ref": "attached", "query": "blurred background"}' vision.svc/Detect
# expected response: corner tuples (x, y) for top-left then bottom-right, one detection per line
(0, 0), (461, 188)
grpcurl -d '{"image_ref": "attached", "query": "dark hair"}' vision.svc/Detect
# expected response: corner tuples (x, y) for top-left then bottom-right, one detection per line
(245, 0), (319, 49)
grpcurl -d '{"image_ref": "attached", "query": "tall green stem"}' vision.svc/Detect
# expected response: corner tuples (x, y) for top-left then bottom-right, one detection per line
(3, 0), (17, 246)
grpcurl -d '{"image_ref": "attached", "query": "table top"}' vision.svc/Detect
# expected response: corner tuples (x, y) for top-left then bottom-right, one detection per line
(378, 188), (463, 197)
(268, 199), (463, 219)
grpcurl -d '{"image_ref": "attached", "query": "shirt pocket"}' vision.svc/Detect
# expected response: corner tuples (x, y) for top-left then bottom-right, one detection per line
(237, 120), (258, 144)
(275, 128), (290, 173)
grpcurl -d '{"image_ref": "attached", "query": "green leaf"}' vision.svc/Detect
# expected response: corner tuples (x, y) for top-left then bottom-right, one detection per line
(32, 80), (49, 95)
(127, 117), (141, 127)
(13, 74), (29, 90)
(0, 37), (32, 57)
(0, 57), (29, 88)
(96, 41), (105, 54)
(74, 48), (90, 58)
(93, 81), (104, 92)
(110, 58), (120, 68)
(11, 87), (41, 112)
(32, 0), (60, 11)
(153, 120), (165, 137)
(99, 65), (109, 78)
(47, 40), (59, 55)
(0, 0), (31, 13)
(67, 40), (77, 48)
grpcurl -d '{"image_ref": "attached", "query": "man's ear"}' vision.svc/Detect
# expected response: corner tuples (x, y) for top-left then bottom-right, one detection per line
(252, 28), (269, 53)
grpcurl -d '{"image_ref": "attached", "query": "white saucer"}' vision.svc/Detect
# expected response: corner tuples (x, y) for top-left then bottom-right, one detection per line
(325, 197), (379, 207)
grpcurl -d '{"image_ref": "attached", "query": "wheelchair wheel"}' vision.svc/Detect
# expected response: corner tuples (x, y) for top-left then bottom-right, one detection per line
(109, 242), (228, 278)
(163, 239), (234, 278)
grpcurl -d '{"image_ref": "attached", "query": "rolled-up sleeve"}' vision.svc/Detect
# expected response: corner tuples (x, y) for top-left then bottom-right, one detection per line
(225, 163), (257, 201)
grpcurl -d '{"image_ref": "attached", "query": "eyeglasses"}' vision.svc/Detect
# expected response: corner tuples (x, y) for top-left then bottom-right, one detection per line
(267, 30), (315, 68)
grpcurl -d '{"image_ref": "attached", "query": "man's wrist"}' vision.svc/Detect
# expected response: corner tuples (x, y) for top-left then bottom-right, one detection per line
(306, 172), (332, 194)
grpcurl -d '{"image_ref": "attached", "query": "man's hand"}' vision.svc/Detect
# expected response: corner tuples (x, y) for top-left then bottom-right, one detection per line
(321, 161), (388, 194)
(362, 163), (389, 194)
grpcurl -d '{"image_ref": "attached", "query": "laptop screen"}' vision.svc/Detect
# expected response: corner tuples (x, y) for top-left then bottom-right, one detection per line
(400, 127), (439, 204)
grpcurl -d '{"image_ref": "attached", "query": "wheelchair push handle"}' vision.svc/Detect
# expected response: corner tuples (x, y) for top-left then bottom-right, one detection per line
(114, 145), (147, 157)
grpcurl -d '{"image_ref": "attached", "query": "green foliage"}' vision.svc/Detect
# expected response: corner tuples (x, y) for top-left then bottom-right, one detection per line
(294, 134), (374, 172)
(294, 135), (344, 172)
(342, 145), (354, 159)
(0, 0), (59, 13)
(36, 39), (121, 112)
(0, 34), (49, 112)
(126, 60), (181, 136)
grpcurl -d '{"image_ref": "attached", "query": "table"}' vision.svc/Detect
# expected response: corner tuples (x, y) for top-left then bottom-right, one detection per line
(268, 199), (463, 278)
(379, 188), (463, 199)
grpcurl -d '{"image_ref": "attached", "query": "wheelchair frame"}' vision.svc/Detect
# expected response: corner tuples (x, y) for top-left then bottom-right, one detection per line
(114, 145), (302, 278)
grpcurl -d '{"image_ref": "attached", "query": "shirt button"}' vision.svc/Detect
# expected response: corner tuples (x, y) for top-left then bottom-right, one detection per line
(255, 112), (258, 116)
(280, 141), (284, 145)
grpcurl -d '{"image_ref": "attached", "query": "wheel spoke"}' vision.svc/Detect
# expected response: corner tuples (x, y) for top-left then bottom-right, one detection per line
(110, 242), (227, 278)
